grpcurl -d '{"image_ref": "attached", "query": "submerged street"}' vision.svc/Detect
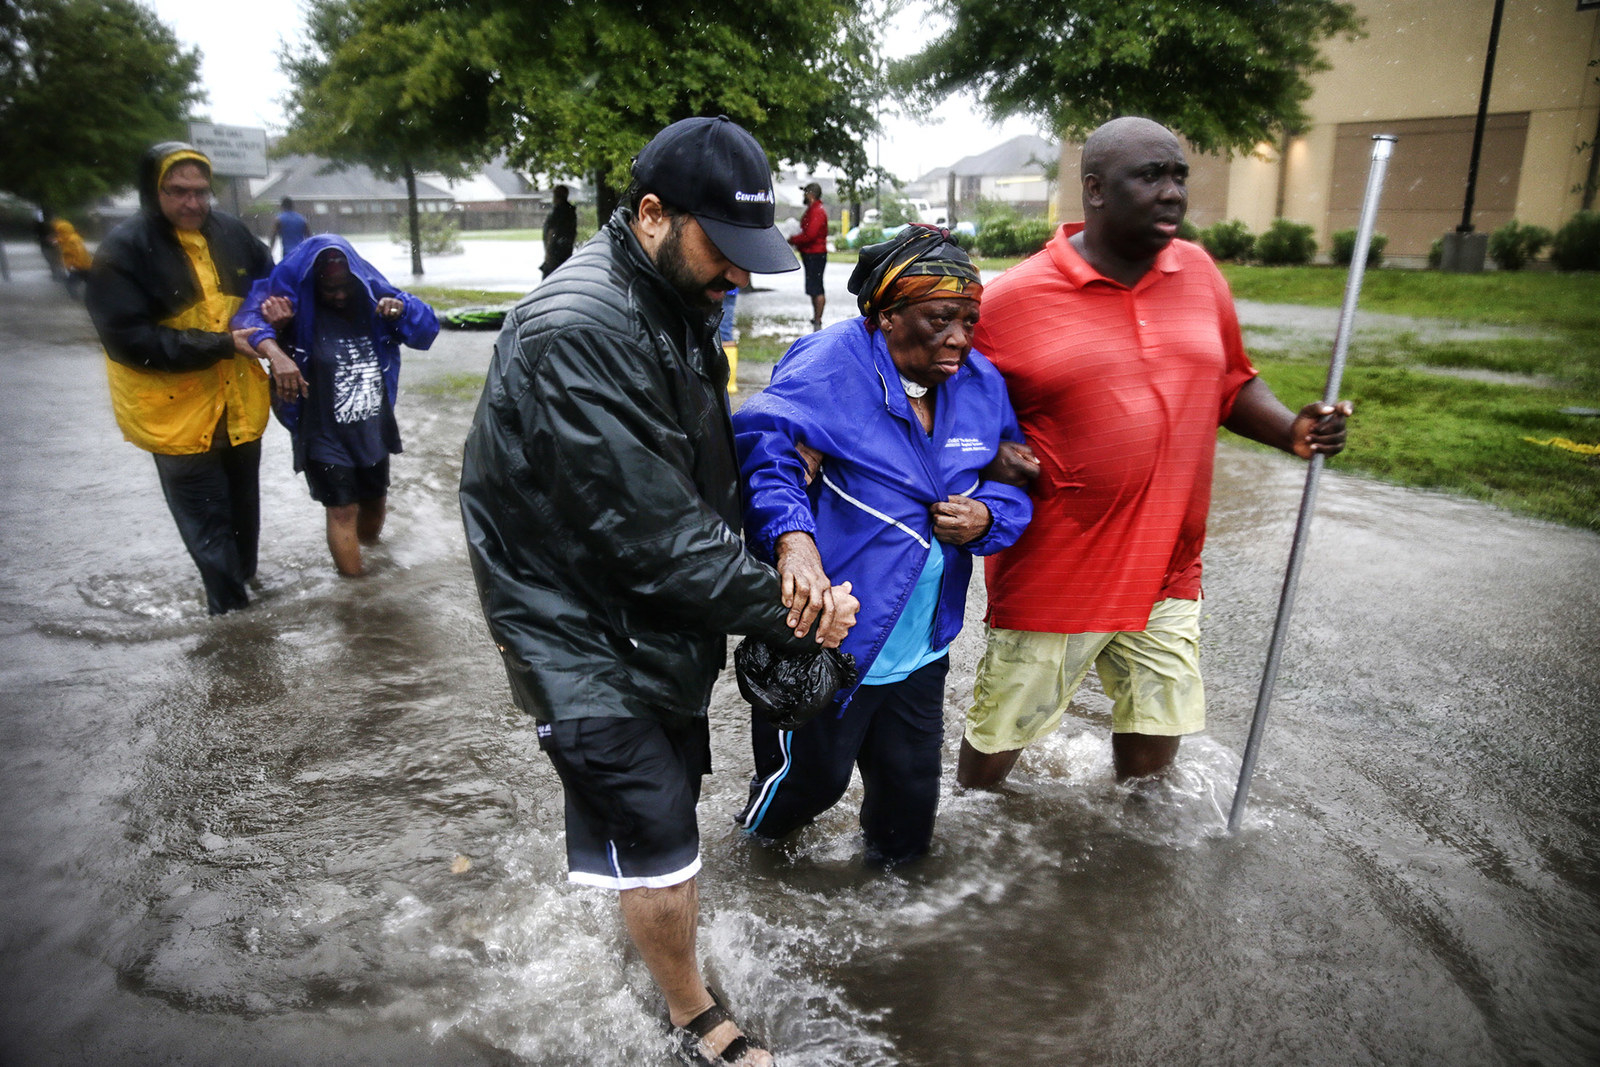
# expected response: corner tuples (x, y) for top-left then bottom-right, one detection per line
(1, 249), (1597, 1065)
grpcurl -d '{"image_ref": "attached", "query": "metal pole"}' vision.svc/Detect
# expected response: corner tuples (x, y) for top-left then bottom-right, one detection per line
(1228, 135), (1396, 833)
(1458, 0), (1505, 233)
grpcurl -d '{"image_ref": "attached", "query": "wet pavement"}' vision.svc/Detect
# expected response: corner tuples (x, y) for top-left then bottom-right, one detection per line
(2, 240), (1598, 1065)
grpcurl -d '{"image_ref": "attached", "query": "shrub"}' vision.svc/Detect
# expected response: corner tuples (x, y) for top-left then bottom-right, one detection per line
(1487, 220), (1553, 271)
(848, 224), (885, 249)
(1255, 219), (1317, 266)
(1177, 218), (1200, 242)
(1330, 228), (1389, 268)
(1427, 237), (1443, 269)
(1549, 210), (1600, 272)
(881, 199), (919, 228)
(1200, 219), (1255, 262)
(978, 218), (1053, 257)
(391, 212), (461, 255)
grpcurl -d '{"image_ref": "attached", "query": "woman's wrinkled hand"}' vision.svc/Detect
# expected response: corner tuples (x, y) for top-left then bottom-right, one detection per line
(813, 581), (858, 648)
(932, 494), (991, 545)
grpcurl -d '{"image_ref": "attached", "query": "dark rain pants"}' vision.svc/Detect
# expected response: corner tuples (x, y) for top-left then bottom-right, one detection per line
(152, 435), (261, 615)
(740, 656), (948, 866)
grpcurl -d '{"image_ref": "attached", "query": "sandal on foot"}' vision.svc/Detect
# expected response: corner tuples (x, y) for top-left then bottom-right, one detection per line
(672, 992), (769, 1066)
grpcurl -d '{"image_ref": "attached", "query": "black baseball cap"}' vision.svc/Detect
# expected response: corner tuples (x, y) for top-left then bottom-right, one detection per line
(631, 116), (799, 275)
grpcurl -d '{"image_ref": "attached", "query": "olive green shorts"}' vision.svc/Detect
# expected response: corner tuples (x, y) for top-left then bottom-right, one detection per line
(963, 598), (1206, 754)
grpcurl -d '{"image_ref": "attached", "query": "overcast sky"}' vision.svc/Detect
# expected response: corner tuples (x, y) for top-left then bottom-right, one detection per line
(145, 0), (1046, 182)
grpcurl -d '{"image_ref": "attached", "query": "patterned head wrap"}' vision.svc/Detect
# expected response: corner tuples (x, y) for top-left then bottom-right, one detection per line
(848, 224), (982, 319)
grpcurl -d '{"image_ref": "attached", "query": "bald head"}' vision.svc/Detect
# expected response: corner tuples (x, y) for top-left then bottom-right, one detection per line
(1074, 117), (1189, 283)
(1081, 117), (1182, 186)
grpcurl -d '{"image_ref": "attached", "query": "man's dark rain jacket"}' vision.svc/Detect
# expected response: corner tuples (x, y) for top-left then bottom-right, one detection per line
(459, 210), (810, 724)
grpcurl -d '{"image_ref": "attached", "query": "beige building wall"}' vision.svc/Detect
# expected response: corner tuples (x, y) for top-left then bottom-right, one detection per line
(1290, 0), (1599, 257)
(1053, 0), (1600, 260)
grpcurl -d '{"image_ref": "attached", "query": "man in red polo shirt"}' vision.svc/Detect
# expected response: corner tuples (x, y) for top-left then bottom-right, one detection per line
(960, 116), (1352, 788)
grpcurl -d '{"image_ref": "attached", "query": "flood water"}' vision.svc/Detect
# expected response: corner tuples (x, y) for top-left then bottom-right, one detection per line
(2, 263), (1598, 1066)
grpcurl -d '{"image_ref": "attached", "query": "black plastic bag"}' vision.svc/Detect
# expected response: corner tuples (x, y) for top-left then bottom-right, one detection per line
(734, 638), (858, 731)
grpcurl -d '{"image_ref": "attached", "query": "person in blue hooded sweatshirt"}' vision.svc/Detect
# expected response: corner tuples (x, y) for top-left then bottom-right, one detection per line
(732, 225), (1034, 866)
(233, 235), (439, 576)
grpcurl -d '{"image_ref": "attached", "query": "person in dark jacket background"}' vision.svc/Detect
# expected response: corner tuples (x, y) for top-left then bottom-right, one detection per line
(539, 183), (578, 279)
(460, 116), (858, 1067)
(86, 142), (274, 615)
(234, 234), (439, 577)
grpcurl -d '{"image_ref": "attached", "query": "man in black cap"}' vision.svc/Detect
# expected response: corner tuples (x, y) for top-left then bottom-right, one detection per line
(460, 116), (858, 1066)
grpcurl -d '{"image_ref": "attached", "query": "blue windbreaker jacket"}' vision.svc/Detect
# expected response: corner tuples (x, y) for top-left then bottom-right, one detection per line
(732, 319), (1033, 698)
(231, 234), (439, 465)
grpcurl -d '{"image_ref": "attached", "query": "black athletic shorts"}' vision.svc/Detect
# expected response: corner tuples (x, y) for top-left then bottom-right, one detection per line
(801, 251), (827, 297)
(305, 457), (390, 507)
(536, 715), (711, 890)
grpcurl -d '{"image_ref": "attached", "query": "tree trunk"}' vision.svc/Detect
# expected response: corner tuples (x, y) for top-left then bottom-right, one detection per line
(404, 160), (423, 277)
(595, 170), (620, 225)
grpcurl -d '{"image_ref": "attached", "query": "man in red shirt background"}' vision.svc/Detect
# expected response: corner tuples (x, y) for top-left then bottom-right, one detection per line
(789, 182), (829, 330)
(960, 116), (1352, 789)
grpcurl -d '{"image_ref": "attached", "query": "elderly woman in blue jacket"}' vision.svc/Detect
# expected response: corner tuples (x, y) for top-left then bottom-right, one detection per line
(733, 226), (1033, 866)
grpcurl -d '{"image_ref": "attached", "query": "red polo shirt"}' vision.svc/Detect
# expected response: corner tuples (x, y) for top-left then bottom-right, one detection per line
(790, 201), (828, 255)
(974, 223), (1257, 633)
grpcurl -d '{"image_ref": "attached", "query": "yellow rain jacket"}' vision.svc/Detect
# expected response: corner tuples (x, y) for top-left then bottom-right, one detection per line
(51, 219), (92, 272)
(86, 145), (274, 455)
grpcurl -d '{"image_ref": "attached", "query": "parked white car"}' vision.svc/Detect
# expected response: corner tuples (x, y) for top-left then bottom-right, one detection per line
(907, 199), (949, 226)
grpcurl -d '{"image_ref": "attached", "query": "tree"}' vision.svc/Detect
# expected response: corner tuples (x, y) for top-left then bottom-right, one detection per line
(895, 0), (1362, 156)
(417, 0), (888, 219)
(279, 0), (891, 258)
(0, 0), (203, 211)
(278, 0), (507, 275)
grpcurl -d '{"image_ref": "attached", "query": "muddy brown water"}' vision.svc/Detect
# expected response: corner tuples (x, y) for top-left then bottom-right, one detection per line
(2, 270), (1597, 1065)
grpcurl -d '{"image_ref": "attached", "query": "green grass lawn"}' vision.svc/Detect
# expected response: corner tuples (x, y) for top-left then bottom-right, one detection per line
(1220, 263), (1600, 334)
(409, 263), (1600, 531)
(1223, 266), (1600, 530)
(407, 285), (520, 307)
(460, 228), (543, 242)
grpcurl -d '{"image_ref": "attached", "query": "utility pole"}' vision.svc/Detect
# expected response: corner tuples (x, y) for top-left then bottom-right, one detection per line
(1443, 0), (1505, 271)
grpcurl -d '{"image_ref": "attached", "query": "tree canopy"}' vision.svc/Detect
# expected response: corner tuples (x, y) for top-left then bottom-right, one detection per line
(487, 0), (886, 209)
(279, 0), (513, 272)
(0, 0), (203, 211)
(278, 0), (889, 226)
(895, 0), (1363, 155)
(279, 0), (503, 183)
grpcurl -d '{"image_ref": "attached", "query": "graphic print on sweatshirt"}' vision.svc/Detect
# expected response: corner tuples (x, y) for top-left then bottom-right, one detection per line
(329, 327), (382, 425)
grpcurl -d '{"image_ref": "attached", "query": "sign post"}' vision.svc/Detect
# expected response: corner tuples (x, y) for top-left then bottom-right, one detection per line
(187, 122), (269, 217)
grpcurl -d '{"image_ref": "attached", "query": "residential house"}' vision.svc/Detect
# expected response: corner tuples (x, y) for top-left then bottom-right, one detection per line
(249, 154), (455, 236)
(908, 134), (1059, 224)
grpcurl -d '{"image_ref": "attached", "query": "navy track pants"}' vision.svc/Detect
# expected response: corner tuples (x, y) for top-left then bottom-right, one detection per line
(739, 656), (948, 865)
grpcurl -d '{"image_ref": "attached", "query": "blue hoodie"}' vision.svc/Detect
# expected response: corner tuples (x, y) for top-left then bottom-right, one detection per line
(232, 235), (439, 467)
(732, 318), (1032, 699)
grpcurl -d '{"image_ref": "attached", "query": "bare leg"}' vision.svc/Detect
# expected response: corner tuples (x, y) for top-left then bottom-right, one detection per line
(356, 495), (387, 544)
(619, 880), (772, 1066)
(1112, 733), (1181, 781)
(810, 293), (825, 329)
(325, 504), (363, 576)
(956, 737), (1023, 790)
